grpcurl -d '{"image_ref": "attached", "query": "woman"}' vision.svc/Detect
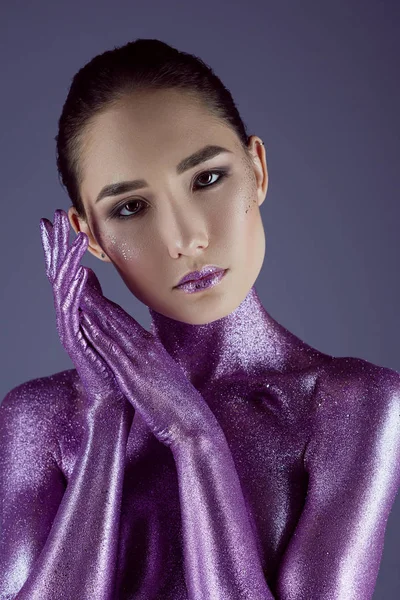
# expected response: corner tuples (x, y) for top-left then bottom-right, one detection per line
(1, 38), (399, 600)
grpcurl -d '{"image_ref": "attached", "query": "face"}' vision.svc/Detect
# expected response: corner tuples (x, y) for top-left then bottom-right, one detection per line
(68, 88), (268, 325)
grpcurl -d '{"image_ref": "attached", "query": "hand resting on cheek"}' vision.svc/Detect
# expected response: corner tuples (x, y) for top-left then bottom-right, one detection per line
(41, 208), (223, 450)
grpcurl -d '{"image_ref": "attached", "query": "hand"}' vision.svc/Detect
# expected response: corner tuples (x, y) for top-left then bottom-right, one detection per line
(39, 209), (132, 421)
(78, 278), (223, 449)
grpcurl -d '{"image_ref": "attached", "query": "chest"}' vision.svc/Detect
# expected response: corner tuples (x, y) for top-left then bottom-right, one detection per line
(61, 376), (313, 597)
(121, 379), (310, 584)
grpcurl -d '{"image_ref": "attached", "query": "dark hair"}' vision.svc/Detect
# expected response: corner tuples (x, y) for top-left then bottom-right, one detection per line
(55, 38), (252, 220)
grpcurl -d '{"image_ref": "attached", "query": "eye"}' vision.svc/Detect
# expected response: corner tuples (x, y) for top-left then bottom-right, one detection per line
(194, 169), (225, 189)
(110, 168), (229, 220)
(111, 199), (145, 219)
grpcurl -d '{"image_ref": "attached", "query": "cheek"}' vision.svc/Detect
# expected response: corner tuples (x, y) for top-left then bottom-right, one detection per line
(85, 217), (142, 264)
(101, 228), (148, 263)
(241, 159), (259, 215)
(221, 168), (263, 268)
(219, 168), (259, 237)
(102, 230), (156, 301)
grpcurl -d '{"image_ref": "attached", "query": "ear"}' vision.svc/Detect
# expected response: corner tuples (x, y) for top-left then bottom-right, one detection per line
(247, 135), (268, 208)
(67, 206), (110, 262)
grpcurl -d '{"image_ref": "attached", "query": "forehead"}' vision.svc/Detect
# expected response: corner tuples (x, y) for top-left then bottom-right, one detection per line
(80, 89), (238, 201)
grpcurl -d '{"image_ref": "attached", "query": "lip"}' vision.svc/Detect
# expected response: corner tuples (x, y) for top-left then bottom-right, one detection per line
(175, 265), (226, 287)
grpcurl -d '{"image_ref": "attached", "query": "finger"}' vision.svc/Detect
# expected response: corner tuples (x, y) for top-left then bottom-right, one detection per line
(53, 209), (71, 275)
(82, 290), (142, 342)
(69, 266), (88, 325)
(60, 266), (88, 348)
(80, 316), (134, 391)
(81, 285), (144, 339)
(67, 271), (116, 379)
(81, 304), (150, 368)
(55, 231), (89, 291)
(80, 320), (134, 404)
(80, 307), (123, 345)
(84, 267), (103, 295)
(76, 324), (114, 382)
(81, 283), (121, 316)
(39, 218), (54, 280)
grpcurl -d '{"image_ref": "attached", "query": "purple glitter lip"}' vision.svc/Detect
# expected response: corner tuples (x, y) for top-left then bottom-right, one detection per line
(176, 265), (225, 287)
(175, 269), (227, 293)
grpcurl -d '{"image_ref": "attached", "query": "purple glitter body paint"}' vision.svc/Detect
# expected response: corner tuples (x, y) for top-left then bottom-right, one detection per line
(0, 209), (399, 599)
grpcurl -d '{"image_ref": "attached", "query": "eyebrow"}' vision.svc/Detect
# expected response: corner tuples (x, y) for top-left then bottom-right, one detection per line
(94, 144), (233, 204)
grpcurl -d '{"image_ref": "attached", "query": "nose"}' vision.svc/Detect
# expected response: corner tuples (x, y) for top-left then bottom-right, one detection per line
(158, 205), (209, 259)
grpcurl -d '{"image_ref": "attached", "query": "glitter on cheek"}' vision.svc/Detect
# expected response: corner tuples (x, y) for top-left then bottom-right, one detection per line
(237, 156), (259, 216)
(117, 240), (134, 261)
(103, 233), (135, 261)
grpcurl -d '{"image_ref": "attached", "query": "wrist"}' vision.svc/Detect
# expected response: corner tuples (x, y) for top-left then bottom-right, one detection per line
(86, 395), (134, 432)
(171, 425), (226, 458)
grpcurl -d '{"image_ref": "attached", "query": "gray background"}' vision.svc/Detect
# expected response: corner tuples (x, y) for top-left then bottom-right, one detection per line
(0, 1), (399, 597)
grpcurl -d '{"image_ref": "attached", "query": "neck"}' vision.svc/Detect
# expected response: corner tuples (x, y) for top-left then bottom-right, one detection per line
(149, 285), (313, 389)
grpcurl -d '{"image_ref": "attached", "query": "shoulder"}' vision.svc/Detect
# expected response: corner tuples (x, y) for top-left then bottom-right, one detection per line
(305, 356), (400, 472)
(0, 370), (81, 493)
(0, 368), (82, 440)
(276, 357), (400, 598)
(315, 355), (400, 419)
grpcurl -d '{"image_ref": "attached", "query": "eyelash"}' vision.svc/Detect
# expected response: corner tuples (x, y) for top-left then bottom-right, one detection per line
(108, 168), (230, 220)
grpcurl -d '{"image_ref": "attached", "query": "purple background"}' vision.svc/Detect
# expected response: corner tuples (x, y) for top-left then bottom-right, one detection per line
(0, 1), (399, 596)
